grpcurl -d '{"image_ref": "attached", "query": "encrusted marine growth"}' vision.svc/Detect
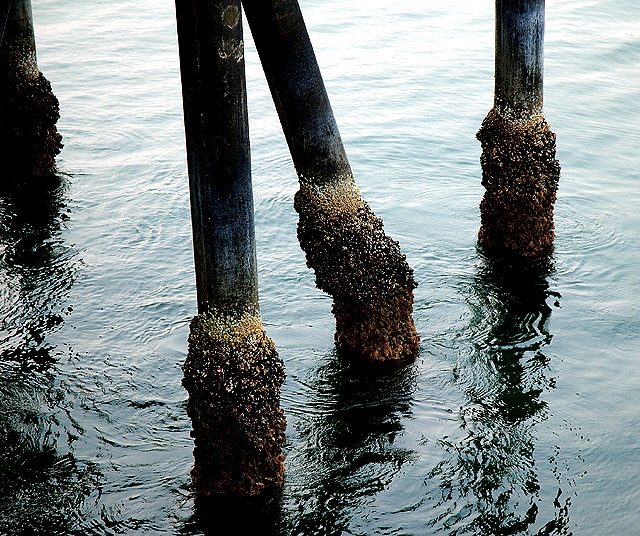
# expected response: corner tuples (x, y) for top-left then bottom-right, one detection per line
(295, 178), (419, 363)
(1, 4), (63, 180)
(183, 312), (286, 496)
(0, 72), (62, 177)
(477, 108), (560, 257)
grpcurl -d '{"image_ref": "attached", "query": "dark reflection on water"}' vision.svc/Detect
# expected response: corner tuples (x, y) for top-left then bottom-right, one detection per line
(179, 356), (417, 536)
(0, 364), (102, 536)
(0, 176), (102, 536)
(0, 176), (77, 369)
(179, 494), (283, 536)
(283, 356), (417, 536)
(428, 254), (570, 535)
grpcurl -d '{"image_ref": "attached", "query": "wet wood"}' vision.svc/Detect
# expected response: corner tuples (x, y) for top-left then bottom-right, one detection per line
(0, 0), (62, 178)
(494, 0), (545, 120)
(242, 0), (419, 362)
(241, 0), (351, 184)
(175, 0), (258, 315)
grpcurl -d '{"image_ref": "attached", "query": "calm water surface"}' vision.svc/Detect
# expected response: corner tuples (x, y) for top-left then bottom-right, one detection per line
(1, 0), (639, 534)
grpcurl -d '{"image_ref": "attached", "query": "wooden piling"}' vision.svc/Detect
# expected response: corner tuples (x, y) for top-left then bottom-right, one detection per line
(494, 0), (545, 121)
(242, 0), (419, 363)
(477, 0), (560, 257)
(175, 0), (256, 317)
(175, 0), (285, 497)
(0, 0), (62, 179)
(1, 2), (12, 45)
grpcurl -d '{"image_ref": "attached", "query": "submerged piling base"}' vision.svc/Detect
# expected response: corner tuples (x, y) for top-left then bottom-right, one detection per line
(0, 72), (62, 178)
(294, 178), (419, 363)
(476, 108), (560, 257)
(183, 312), (286, 497)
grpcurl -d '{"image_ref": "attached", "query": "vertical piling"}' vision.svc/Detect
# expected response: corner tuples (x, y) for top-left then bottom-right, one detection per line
(477, 0), (560, 257)
(242, 0), (419, 363)
(175, 0), (285, 496)
(0, 0), (62, 179)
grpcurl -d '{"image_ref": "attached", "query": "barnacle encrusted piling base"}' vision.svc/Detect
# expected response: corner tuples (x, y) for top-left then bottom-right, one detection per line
(294, 178), (419, 363)
(183, 312), (286, 497)
(477, 108), (560, 257)
(0, 72), (63, 178)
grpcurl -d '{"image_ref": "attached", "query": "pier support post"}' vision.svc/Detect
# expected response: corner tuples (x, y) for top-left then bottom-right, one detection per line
(0, 0), (62, 179)
(477, 0), (560, 257)
(241, 0), (419, 363)
(175, 0), (285, 496)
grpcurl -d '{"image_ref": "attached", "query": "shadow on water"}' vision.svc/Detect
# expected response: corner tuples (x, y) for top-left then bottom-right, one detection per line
(0, 175), (102, 536)
(427, 253), (571, 535)
(179, 493), (283, 536)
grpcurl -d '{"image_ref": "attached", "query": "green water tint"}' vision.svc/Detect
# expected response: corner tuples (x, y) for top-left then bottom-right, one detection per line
(2, 0), (639, 533)
(0, 178), (581, 534)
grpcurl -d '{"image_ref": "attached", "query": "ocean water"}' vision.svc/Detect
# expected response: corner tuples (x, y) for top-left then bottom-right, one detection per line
(1, 0), (639, 534)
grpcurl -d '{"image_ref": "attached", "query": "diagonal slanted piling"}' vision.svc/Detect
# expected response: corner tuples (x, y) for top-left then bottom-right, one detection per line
(175, 0), (285, 496)
(0, 0), (62, 179)
(477, 0), (560, 257)
(242, 0), (419, 363)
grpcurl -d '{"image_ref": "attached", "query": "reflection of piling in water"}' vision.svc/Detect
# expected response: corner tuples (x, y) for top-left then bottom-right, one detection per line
(477, 0), (560, 257)
(188, 492), (282, 535)
(285, 357), (416, 532)
(0, 177), (74, 370)
(0, 0), (62, 178)
(428, 256), (571, 534)
(0, 177), (100, 532)
(0, 371), (102, 535)
(242, 0), (419, 363)
(175, 0), (285, 496)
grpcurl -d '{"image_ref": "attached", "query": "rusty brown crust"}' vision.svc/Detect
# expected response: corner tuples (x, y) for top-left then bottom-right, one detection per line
(294, 179), (419, 363)
(183, 312), (286, 496)
(477, 108), (560, 257)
